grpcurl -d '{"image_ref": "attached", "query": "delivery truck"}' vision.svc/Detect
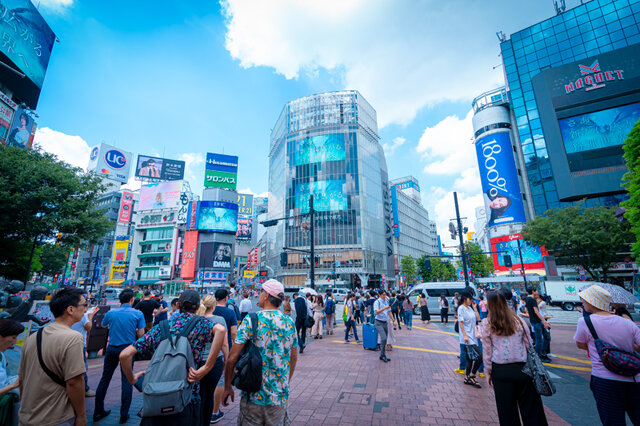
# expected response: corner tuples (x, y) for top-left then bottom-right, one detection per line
(543, 280), (581, 311)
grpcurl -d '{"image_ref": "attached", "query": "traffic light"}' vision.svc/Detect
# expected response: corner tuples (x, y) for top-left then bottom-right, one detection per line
(424, 258), (432, 274)
(504, 255), (513, 268)
(449, 222), (457, 240)
(280, 252), (288, 267)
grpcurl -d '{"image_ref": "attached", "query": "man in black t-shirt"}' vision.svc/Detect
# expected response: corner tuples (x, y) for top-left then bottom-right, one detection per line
(133, 291), (160, 332)
(525, 287), (551, 362)
(211, 288), (238, 423)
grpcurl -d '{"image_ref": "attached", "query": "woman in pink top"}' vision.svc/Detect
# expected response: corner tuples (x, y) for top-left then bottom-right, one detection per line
(573, 285), (640, 425)
(482, 289), (547, 425)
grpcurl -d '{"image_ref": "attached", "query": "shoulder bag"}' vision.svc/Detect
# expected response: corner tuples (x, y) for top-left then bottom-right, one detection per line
(517, 318), (556, 396)
(584, 314), (640, 377)
(36, 328), (66, 387)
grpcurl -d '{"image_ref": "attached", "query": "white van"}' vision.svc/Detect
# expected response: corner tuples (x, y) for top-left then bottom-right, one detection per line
(331, 288), (349, 302)
(104, 288), (122, 300)
(406, 282), (476, 315)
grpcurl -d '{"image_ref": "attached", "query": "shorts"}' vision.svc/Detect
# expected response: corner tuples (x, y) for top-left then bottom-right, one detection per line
(238, 398), (290, 426)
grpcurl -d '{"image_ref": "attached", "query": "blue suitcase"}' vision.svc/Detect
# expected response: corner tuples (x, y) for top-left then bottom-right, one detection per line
(362, 323), (378, 350)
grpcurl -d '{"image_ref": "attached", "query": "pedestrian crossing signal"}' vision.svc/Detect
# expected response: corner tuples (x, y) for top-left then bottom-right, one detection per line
(280, 252), (288, 267)
(424, 258), (431, 273)
(504, 255), (513, 268)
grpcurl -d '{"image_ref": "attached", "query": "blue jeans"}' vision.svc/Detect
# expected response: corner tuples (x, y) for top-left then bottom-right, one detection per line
(403, 311), (413, 328)
(82, 346), (89, 391)
(344, 319), (359, 342)
(95, 344), (133, 417)
(532, 322), (549, 357)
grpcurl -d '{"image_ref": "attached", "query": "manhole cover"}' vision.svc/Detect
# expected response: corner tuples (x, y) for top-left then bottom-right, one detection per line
(337, 392), (372, 405)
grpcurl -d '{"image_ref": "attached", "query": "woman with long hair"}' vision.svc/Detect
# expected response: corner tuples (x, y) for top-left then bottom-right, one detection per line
(419, 292), (431, 324)
(457, 293), (482, 388)
(482, 290), (547, 425)
(439, 293), (449, 324)
(196, 295), (229, 425)
(311, 295), (325, 339)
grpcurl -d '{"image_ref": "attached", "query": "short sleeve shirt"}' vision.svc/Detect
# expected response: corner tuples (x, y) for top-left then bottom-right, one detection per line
(235, 311), (298, 406)
(526, 297), (541, 324)
(373, 298), (390, 322)
(71, 313), (90, 346)
(213, 306), (238, 349)
(457, 305), (478, 345)
(134, 299), (160, 323)
(134, 313), (215, 403)
(102, 304), (146, 346)
(18, 322), (86, 426)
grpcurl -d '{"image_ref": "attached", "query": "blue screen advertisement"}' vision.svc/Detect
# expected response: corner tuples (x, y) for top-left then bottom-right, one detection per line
(294, 133), (347, 166)
(475, 132), (527, 227)
(558, 101), (640, 173)
(0, 0), (56, 89)
(197, 201), (238, 233)
(295, 180), (346, 213)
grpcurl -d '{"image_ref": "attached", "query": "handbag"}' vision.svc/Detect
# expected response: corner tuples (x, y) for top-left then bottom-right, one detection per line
(454, 321), (459, 333)
(464, 344), (482, 361)
(518, 318), (556, 396)
(304, 315), (315, 328)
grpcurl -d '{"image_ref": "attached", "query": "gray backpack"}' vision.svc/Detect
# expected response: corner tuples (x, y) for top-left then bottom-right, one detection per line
(141, 316), (199, 417)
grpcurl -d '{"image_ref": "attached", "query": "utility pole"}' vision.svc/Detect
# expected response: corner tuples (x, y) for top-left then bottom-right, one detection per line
(310, 195), (315, 290)
(454, 192), (470, 287)
(516, 239), (528, 287)
(25, 235), (39, 285)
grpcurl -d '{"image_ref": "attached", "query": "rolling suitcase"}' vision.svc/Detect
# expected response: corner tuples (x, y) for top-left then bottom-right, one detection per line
(362, 323), (378, 350)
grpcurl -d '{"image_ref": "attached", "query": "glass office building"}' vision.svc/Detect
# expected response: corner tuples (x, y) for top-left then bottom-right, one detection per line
(500, 0), (640, 216)
(268, 90), (394, 288)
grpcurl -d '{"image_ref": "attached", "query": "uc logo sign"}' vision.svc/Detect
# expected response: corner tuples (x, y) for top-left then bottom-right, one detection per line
(104, 149), (127, 169)
(90, 147), (99, 161)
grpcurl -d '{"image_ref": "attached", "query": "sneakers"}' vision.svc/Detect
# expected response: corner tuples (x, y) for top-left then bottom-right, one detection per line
(379, 356), (390, 362)
(453, 368), (465, 375)
(478, 372), (485, 378)
(85, 389), (96, 397)
(547, 353), (558, 358)
(211, 411), (225, 424)
(541, 355), (552, 363)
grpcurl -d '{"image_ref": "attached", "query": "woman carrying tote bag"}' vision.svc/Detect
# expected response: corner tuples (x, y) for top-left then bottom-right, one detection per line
(482, 290), (548, 425)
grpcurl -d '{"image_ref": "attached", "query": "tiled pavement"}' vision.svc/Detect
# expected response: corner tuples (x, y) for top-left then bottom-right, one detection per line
(83, 316), (602, 425)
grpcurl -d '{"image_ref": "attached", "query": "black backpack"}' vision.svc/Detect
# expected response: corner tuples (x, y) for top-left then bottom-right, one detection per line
(231, 312), (263, 393)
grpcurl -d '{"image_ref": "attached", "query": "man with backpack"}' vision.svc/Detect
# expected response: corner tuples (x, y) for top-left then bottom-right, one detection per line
(223, 279), (298, 425)
(119, 290), (226, 425)
(324, 291), (336, 335)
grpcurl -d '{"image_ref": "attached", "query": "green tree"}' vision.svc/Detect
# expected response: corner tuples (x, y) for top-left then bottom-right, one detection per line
(465, 242), (494, 278)
(0, 146), (112, 280)
(416, 254), (457, 281)
(39, 243), (71, 278)
(521, 202), (631, 280)
(400, 255), (417, 284)
(622, 117), (640, 260)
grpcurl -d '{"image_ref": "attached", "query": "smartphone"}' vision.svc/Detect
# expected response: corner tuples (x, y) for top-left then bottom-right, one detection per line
(134, 377), (144, 392)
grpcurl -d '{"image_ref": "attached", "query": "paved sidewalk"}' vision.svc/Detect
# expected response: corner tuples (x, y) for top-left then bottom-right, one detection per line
(84, 316), (601, 425)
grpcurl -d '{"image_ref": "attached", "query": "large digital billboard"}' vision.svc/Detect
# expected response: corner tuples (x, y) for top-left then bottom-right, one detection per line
(294, 133), (347, 166)
(139, 181), (182, 211)
(109, 238), (129, 282)
(0, 0), (55, 89)
(475, 132), (527, 227)
(236, 218), (252, 241)
(558, 101), (640, 173)
(194, 201), (238, 233)
(87, 143), (132, 183)
(205, 153), (238, 189)
(6, 108), (36, 148)
(490, 234), (548, 272)
(295, 180), (347, 213)
(135, 155), (185, 181)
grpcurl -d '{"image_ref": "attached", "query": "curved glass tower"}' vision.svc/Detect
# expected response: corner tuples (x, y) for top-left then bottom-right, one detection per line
(267, 90), (394, 288)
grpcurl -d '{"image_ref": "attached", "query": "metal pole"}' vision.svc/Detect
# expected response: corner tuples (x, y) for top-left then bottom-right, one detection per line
(454, 192), (470, 287)
(516, 239), (528, 287)
(25, 235), (38, 285)
(310, 195), (315, 289)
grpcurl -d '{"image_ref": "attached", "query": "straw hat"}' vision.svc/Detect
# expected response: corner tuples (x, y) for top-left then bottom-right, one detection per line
(578, 284), (612, 311)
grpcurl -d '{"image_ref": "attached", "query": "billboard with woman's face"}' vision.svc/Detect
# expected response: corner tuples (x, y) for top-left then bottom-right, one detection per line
(7, 108), (36, 148)
(475, 131), (527, 227)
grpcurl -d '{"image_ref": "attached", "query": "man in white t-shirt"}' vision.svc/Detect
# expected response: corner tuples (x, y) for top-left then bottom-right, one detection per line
(71, 307), (97, 397)
(238, 292), (252, 321)
(373, 290), (391, 362)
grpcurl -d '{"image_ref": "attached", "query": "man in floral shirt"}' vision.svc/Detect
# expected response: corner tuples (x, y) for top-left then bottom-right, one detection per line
(223, 279), (298, 425)
(119, 290), (226, 425)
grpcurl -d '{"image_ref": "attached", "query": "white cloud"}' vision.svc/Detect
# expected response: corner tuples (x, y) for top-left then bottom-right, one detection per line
(37, 0), (73, 12)
(35, 127), (91, 169)
(416, 110), (475, 175)
(382, 137), (405, 156)
(221, 0), (509, 127)
(178, 152), (205, 195)
(453, 167), (481, 194)
(433, 190), (484, 248)
(237, 188), (269, 198)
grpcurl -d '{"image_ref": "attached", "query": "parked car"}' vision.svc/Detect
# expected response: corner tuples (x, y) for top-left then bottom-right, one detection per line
(104, 288), (122, 300)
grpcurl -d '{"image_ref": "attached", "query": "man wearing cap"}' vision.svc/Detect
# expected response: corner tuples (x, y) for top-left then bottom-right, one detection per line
(223, 279), (298, 425)
(119, 290), (226, 425)
(574, 285), (640, 425)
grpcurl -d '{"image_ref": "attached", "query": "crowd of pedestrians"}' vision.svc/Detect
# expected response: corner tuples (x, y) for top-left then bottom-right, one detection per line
(4, 280), (639, 425)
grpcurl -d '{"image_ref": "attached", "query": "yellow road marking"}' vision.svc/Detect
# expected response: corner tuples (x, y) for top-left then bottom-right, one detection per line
(553, 354), (592, 365)
(412, 325), (458, 336)
(543, 363), (591, 372)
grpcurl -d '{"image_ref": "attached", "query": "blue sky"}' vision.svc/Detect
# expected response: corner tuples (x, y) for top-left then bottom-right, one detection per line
(34, 0), (583, 245)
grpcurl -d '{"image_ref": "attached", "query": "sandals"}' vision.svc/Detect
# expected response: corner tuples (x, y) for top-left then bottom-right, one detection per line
(464, 376), (482, 388)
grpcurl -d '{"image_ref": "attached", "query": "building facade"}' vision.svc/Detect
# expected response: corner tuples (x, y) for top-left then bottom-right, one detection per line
(389, 177), (438, 270)
(499, 0), (640, 216)
(267, 90), (394, 288)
